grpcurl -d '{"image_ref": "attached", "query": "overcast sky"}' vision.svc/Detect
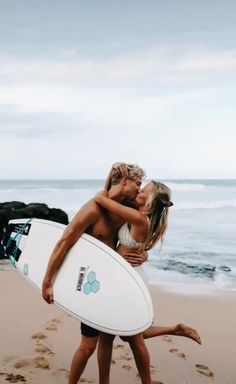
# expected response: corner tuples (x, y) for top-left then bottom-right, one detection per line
(0, 0), (235, 179)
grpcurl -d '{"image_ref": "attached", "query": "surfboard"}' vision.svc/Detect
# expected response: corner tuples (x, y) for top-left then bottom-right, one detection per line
(3, 218), (153, 336)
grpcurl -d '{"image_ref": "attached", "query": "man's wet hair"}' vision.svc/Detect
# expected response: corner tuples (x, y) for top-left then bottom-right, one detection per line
(111, 163), (145, 185)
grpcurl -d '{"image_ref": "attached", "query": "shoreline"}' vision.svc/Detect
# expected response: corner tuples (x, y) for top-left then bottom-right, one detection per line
(2, 260), (235, 296)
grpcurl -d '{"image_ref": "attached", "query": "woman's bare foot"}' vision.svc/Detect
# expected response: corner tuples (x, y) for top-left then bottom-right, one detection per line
(174, 323), (201, 344)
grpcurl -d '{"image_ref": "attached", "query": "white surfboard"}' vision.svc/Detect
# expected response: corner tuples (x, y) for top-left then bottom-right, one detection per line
(4, 218), (153, 336)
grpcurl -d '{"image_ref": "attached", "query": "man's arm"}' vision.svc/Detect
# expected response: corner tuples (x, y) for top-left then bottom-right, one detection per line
(42, 201), (99, 304)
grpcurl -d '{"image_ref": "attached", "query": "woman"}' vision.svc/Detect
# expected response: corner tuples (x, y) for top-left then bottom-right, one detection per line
(95, 166), (201, 384)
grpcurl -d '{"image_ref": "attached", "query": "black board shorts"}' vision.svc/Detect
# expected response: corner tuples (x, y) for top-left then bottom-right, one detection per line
(80, 322), (100, 337)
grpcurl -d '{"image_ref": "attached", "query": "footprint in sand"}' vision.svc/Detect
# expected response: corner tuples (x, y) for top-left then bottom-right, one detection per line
(45, 319), (61, 331)
(122, 365), (133, 372)
(34, 356), (50, 370)
(162, 335), (173, 343)
(114, 344), (124, 349)
(52, 368), (70, 379)
(14, 359), (32, 369)
(80, 378), (94, 383)
(150, 364), (158, 375)
(195, 364), (214, 378)
(45, 322), (58, 331)
(14, 356), (50, 370)
(118, 349), (133, 359)
(51, 318), (62, 324)
(31, 332), (48, 342)
(169, 348), (187, 360)
(116, 352), (133, 362)
(151, 369), (156, 375)
(124, 356), (133, 361)
(45, 318), (61, 331)
(35, 344), (55, 356)
(137, 372), (163, 384)
(3, 373), (26, 382)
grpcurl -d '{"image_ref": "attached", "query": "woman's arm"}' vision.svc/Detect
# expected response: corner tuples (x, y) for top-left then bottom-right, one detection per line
(95, 192), (147, 227)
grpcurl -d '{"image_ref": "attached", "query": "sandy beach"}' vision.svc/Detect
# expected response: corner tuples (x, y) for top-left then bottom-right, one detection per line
(0, 269), (235, 384)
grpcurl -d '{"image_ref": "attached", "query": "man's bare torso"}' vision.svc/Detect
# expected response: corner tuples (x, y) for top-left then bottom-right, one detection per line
(83, 199), (123, 249)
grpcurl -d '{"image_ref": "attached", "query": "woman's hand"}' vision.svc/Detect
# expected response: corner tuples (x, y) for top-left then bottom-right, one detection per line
(123, 250), (149, 267)
(95, 190), (108, 201)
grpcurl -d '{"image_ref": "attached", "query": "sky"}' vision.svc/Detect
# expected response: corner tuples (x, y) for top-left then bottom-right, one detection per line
(0, 0), (236, 179)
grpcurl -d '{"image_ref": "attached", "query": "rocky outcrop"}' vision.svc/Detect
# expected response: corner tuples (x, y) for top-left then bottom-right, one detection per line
(0, 201), (69, 259)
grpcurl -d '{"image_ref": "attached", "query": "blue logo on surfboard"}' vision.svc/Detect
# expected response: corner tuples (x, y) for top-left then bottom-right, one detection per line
(23, 263), (29, 276)
(83, 271), (100, 295)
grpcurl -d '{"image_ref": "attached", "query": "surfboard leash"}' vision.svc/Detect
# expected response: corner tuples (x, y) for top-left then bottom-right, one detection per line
(3, 218), (35, 268)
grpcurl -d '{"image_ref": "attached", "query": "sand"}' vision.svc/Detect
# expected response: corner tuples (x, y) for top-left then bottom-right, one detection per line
(0, 270), (235, 384)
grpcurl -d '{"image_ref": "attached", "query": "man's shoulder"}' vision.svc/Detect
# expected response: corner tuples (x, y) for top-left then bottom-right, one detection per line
(82, 197), (101, 213)
(68, 198), (102, 230)
(74, 198), (102, 220)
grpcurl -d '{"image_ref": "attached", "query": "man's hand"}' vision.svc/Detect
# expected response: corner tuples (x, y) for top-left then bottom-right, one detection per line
(42, 280), (54, 304)
(123, 250), (149, 267)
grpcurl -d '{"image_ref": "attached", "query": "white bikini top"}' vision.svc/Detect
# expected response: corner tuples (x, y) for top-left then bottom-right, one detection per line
(118, 223), (142, 248)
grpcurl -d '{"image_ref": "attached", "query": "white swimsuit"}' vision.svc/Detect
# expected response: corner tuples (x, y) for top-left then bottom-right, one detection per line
(118, 223), (142, 248)
(118, 223), (148, 284)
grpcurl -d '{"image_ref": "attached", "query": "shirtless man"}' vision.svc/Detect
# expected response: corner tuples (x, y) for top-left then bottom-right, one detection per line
(42, 163), (149, 384)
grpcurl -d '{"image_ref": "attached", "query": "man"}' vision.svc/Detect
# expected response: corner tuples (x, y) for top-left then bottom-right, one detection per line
(42, 163), (150, 384)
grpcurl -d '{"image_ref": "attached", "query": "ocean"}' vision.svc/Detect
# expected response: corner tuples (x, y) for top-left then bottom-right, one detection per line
(0, 179), (236, 293)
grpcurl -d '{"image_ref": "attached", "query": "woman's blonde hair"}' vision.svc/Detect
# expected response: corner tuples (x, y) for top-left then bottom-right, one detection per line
(141, 181), (173, 251)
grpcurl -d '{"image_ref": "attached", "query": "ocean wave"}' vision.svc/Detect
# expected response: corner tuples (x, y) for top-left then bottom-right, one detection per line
(214, 268), (236, 291)
(158, 260), (218, 279)
(1, 187), (64, 193)
(175, 200), (236, 210)
(166, 182), (206, 191)
(148, 256), (234, 280)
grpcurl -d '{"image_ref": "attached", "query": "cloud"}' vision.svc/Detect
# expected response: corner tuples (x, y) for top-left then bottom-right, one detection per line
(0, 44), (235, 178)
(0, 46), (235, 126)
(176, 49), (236, 72)
(0, 46), (236, 88)
(0, 104), (85, 137)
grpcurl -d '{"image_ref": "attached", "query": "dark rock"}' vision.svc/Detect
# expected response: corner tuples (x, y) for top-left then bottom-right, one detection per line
(0, 201), (69, 259)
(1, 201), (26, 209)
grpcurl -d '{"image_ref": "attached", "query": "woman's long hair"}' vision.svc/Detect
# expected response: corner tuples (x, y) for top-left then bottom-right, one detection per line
(141, 181), (173, 251)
